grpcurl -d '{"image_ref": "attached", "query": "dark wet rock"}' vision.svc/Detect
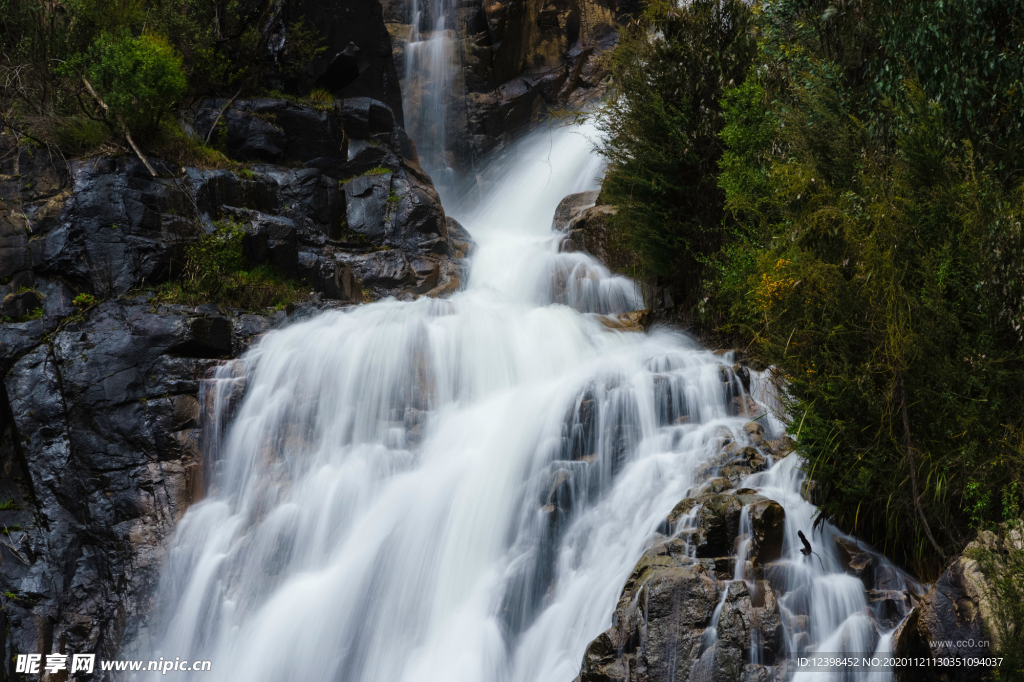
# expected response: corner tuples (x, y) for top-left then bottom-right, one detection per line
(752, 582), (785, 664)
(284, 0), (405, 120)
(182, 99), (463, 302)
(343, 172), (395, 239)
(893, 531), (1010, 678)
(338, 97), (398, 141)
(552, 191), (600, 231)
(868, 589), (912, 631)
(0, 85), (467, 673)
(0, 290), (41, 319)
(835, 536), (876, 589)
(190, 98), (348, 175)
(0, 299), (291, 665)
(739, 664), (772, 682)
(578, 538), (719, 682)
(662, 497), (698, 535)
(733, 364), (751, 393)
(721, 463), (753, 488)
(748, 500), (786, 564)
(701, 477), (733, 497)
(697, 556), (736, 580)
(694, 494), (742, 558)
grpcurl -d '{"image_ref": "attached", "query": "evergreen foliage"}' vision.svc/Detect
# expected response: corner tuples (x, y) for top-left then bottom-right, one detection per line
(598, 0), (1024, 580)
(596, 0), (756, 293)
(1, 0), (324, 151)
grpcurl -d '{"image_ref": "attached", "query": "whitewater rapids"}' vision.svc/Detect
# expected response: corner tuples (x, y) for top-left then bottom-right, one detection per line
(140, 125), (908, 682)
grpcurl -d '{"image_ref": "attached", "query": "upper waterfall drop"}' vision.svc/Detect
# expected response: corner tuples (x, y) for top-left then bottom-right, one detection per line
(402, 0), (458, 196)
(141, 124), (916, 682)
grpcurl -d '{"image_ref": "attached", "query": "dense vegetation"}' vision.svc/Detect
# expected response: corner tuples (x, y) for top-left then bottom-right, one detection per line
(598, 0), (1024, 583)
(1, 0), (320, 310)
(0, 0), (323, 161)
(150, 220), (307, 311)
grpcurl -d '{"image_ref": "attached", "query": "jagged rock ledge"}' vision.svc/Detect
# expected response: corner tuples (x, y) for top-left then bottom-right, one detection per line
(0, 94), (473, 673)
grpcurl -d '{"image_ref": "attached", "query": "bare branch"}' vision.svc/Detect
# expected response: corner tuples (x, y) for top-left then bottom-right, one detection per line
(81, 75), (158, 177)
(204, 86), (242, 145)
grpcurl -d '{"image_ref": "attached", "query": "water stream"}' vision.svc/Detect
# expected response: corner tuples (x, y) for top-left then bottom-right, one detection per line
(402, 0), (457, 195)
(141, 125), (917, 682)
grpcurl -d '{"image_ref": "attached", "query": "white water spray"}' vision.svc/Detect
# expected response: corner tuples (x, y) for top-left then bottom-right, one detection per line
(142, 125), (916, 682)
(402, 0), (457, 194)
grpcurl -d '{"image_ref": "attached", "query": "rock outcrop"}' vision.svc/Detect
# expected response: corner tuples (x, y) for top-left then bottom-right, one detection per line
(574, 418), (797, 682)
(0, 92), (469, 677)
(280, 0), (406, 123)
(892, 524), (1021, 681)
(554, 191), (639, 275)
(386, 0), (636, 169)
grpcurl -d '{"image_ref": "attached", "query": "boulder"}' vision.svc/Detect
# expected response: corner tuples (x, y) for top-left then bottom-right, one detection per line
(338, 97), (398, 140)
(835, 536), (876, 589)
(563, 204), (639, 274)
(694, 494), (742, 558)
(552, 191), (600, 231)
(663, 497), (698, 535)
(721, 463), (754, 488)
(743, 420), (764, 444)
(894, 533), (1009, 675)
(752, 582), (785, 664)
(192, 98), (350, 177)
(748, 499), (786, 564)
(578, 539), (719, 682)
(868, 589), (912, 631)
(343, 172), (395, 239)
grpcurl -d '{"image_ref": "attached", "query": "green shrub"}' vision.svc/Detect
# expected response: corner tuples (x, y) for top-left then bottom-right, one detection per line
(82, 31), (187, 132)
(50, 117), (111, 154)
(282, 17), (326, 78)
(73, 293), (97, 308)
(147, 119), (235, 169)
(306, 87), (334, 109)
(153, 220), (307, 311)
(715, 69), (1024, 575)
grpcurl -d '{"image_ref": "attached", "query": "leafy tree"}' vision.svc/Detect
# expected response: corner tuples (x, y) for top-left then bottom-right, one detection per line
(715, 55), (1024, 575)
(80, 31), (187, 131)
(596, 0), (757, 296)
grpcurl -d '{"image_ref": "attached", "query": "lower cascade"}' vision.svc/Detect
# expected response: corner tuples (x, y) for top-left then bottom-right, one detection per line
(141, 125), (918, 682)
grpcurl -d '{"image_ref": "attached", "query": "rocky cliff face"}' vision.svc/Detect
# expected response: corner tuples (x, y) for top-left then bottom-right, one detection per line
(385, 0), (634, 171)
(0, 92), (469, 678)
(279, 0), (406, 123)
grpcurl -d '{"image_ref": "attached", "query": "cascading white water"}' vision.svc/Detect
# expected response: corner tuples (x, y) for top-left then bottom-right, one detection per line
(141, 125), (917, 682)
(402, 0), (456, 194)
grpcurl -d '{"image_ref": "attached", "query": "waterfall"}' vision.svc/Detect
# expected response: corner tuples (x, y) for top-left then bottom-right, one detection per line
(402, 0), (457, 195)
(141, 125), (918, 682)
